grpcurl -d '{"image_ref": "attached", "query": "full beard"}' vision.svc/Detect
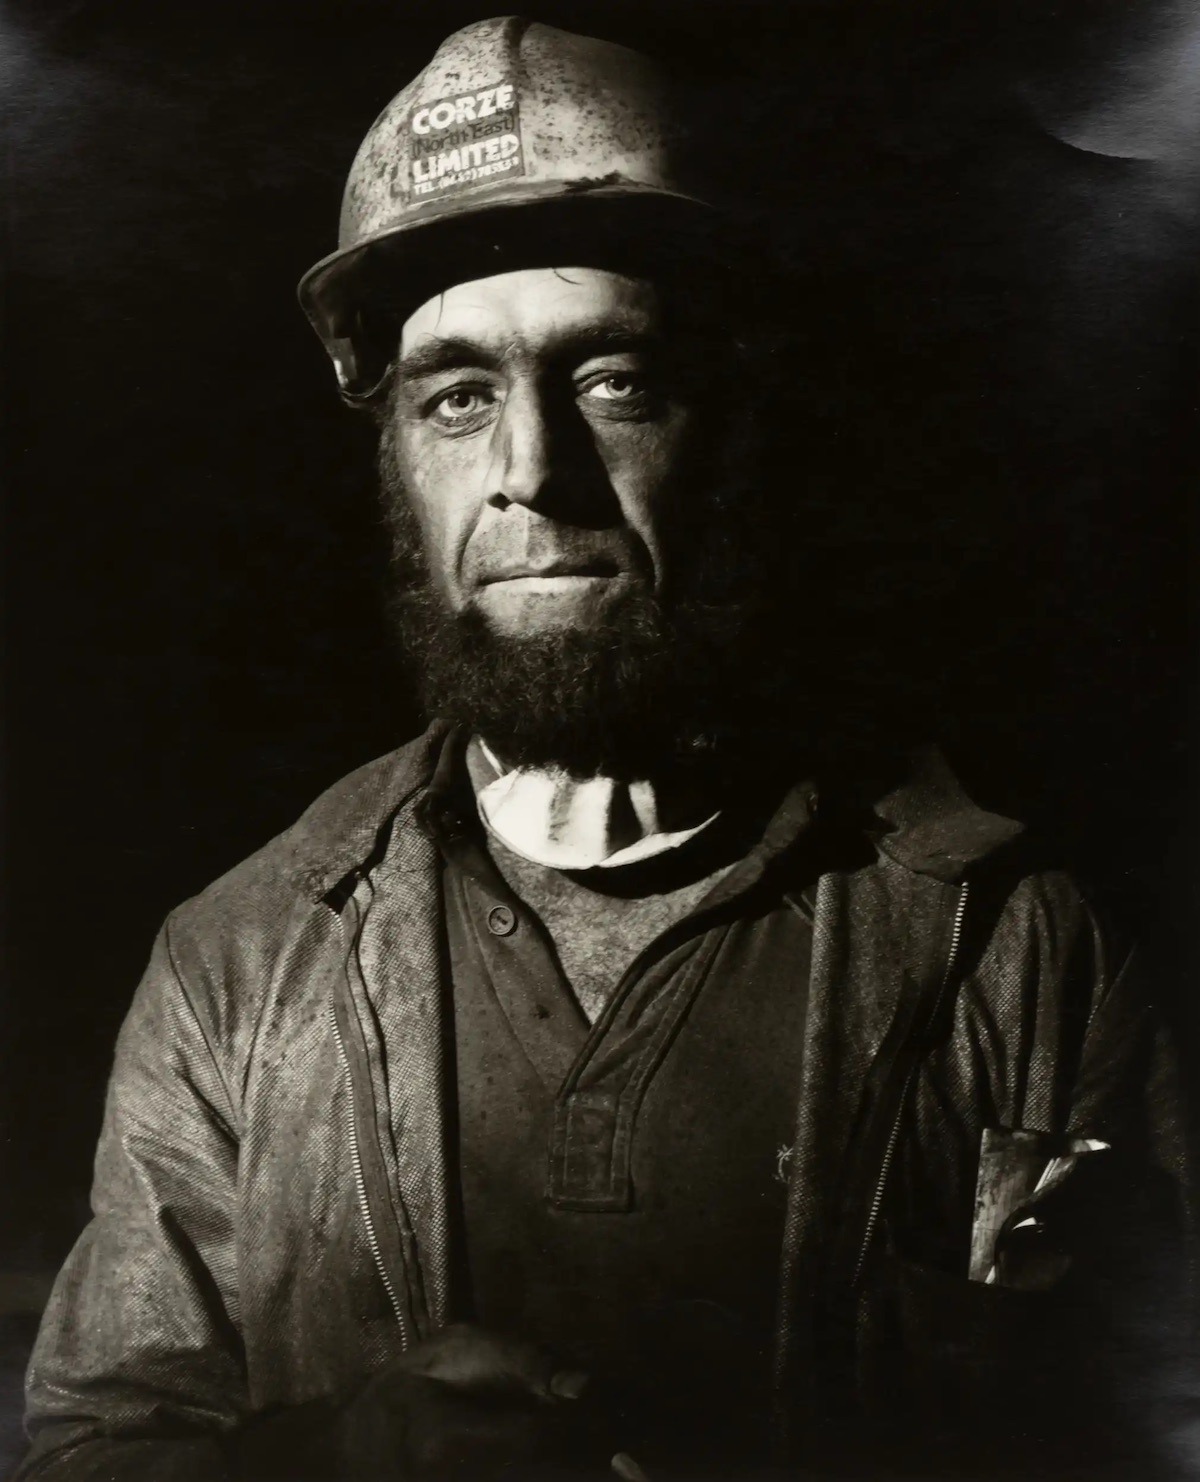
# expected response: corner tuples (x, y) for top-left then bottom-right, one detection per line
(377, 433), (784, 783)
(393, 578), (730, 780)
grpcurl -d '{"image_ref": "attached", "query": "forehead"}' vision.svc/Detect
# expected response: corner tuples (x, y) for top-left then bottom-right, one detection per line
(398, 266), (661, 358)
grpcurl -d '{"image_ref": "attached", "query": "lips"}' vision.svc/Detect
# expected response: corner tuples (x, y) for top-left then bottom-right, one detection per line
(479, 556), (622, 584)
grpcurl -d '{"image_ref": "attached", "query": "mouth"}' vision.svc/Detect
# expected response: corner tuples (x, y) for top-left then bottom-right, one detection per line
(479, 557), (623, 586)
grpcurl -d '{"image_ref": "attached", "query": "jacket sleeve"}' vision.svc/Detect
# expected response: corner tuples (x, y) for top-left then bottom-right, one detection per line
(1068, 916), (1190, 1186)
(858, 878), (1198, 1480)
(17, 918), (245, 1481)
(1063, 925), (1199, 1467)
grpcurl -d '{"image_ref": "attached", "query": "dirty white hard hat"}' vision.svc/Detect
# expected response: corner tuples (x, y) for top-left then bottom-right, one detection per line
(297, 15), (720, 400)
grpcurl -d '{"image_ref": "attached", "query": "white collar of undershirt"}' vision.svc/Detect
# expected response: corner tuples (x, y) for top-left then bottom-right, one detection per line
(470, 737), (721, 871)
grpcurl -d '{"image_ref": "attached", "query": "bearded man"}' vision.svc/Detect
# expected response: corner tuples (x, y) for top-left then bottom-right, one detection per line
(17, 18), (1191, 1482)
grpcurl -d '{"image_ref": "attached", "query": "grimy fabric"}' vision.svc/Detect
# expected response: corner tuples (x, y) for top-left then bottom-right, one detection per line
(480, 828), (737, 1020)
(16, 721), (1191, 1479)
(437, 769), (812, 1469)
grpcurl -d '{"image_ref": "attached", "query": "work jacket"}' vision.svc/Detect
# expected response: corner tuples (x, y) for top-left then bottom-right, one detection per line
(18, 723), (1191, 1480)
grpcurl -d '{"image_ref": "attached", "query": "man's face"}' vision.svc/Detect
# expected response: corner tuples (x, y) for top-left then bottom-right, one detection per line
(386, 266), (696, 638)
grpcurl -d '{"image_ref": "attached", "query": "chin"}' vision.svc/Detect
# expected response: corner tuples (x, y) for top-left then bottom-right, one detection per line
(401, 577), (688, 779)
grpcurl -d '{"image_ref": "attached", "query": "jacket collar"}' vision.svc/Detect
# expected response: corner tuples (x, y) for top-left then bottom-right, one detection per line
(286, 723), (1022, 900)
(868, 743), (1024, 882)
(288, 720), (454, 902)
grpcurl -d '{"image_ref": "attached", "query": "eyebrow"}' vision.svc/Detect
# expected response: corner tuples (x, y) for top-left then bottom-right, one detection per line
(393, 324), (662, 384)
(393, 337), (500, 381)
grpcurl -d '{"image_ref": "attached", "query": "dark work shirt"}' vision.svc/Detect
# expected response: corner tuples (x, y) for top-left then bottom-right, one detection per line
(425, 740), (819, 1471)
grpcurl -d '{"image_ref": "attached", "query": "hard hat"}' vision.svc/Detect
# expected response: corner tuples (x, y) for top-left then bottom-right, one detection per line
(297, 16), (718, 400)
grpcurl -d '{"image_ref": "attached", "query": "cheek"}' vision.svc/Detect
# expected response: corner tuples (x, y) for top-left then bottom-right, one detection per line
(599, 413), (697, 553)
(393, 430), (483, 602)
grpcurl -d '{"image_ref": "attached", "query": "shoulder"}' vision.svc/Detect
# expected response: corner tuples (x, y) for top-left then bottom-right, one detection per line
(177, 722), (446, 924)
(859, 742), (1133, 989)
(145, 724), (448, 1058)
(974, 863), (1117, 972)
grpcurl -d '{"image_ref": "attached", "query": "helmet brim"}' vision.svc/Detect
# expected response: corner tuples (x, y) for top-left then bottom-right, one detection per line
(296, 183), (723, 400)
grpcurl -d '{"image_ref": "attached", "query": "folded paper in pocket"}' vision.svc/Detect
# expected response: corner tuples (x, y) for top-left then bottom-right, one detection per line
(968, 1127), (1110, 1285)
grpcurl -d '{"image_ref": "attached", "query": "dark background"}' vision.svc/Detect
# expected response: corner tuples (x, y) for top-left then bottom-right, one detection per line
(1, 0), (1196, 1461)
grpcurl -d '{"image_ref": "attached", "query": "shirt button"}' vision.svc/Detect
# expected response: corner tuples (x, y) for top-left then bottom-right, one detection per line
(486, 904), (517, 936)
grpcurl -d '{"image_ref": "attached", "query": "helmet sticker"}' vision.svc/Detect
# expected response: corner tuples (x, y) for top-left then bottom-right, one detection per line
(409, 80), (524, 201)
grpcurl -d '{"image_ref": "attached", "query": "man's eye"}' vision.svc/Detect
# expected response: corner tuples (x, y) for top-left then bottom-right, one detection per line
(582, 372), (644, 403)
(430, 386), (493, 423)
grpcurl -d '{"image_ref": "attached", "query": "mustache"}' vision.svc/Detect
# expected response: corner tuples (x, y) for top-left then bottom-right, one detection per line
(463, 513), (651, 589)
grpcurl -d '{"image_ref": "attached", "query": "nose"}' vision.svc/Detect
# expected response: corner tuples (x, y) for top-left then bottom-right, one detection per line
(486, 381), (556, 511)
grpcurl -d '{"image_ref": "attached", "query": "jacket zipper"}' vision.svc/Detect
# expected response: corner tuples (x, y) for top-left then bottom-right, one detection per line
(329, 1000), (408, 1334)
(850, 880), (970, 1290)
(768, 879), (971, 1461)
